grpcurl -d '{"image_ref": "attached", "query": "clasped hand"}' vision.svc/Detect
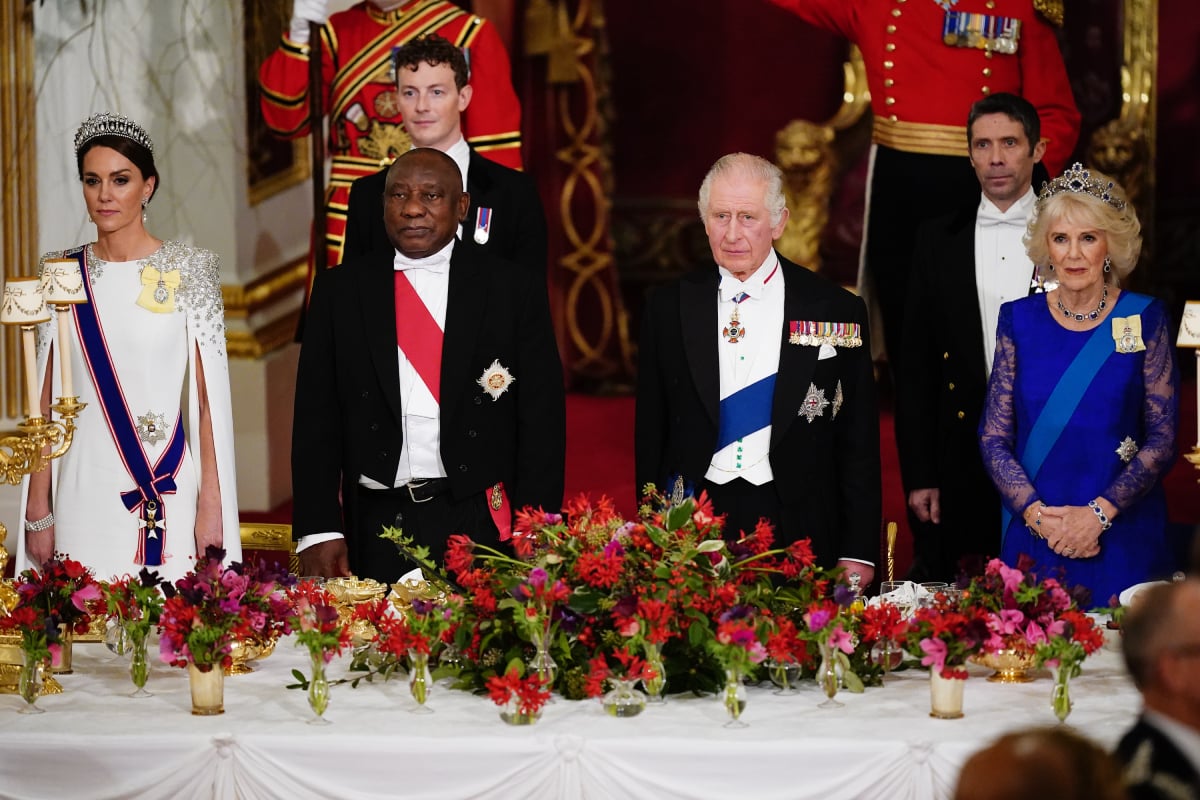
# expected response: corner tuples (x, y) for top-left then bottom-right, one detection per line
(1035, 504), (1102, 559)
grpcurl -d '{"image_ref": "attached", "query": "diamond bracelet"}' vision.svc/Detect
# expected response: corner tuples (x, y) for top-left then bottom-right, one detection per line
(1087, 500), (1112, 532)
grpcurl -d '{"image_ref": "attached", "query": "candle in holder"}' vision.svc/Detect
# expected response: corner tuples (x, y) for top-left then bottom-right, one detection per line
(1, 276), (51, 417)
(40, 259), (88, 398)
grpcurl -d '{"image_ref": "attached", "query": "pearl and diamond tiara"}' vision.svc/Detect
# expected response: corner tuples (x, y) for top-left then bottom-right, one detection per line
(73, 112), (154, 156)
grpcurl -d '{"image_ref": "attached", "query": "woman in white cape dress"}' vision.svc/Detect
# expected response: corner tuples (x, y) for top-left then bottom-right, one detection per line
(17, 112), (239, 583)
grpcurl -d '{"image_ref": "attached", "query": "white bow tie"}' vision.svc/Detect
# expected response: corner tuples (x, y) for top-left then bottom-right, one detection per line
(394, 252), (450, 273)
(977, 206), (1026, 229)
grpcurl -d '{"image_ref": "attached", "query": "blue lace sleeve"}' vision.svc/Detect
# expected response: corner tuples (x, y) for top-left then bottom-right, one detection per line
(1102, 301), (1179, 513)
(979, 303), (1040, 516)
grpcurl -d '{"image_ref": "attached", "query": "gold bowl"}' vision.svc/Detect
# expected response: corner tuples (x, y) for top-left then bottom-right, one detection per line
(971, 645), (1039, 683)
(326, 577), (388, 647)
(225, 633), (278, 675)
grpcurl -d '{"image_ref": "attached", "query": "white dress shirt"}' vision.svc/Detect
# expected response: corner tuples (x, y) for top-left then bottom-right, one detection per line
(974, 187), (1036, 374)
(705, 251), (785, 486)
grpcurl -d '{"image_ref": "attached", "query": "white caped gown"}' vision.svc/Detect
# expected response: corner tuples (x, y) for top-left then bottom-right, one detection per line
(17, 241), (240, 583)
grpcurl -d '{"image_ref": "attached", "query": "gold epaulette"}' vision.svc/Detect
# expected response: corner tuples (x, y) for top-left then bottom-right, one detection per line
(1034, 0), (1064, 28)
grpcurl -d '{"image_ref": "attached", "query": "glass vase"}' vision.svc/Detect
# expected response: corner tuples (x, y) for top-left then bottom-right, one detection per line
(17, 650), (46, 715)
(307, 649), (331, 724)
(1052, 663), (1073, 722)
(127, 625), (152, 698)
(721, 668), (748, 728)
(104, 618), (131, 657)
(642, 641), (666, 704)
(766, 658), (801, 695)
(499, 695), (542, 725)
(408, 649), (433, 714)
(817, 638), (843, 708)
(188, 663), (225, 716)
(528, 619), (558, 691)
(929, 669), (966, 719)
(603, 678), (647, 718)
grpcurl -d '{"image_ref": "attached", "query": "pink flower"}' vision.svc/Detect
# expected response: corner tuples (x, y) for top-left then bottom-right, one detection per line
(1023, 621), (1048, 646)
(828, 624), (855, 655)
(617, 618), (640, 638)
(919, 637), (948, 673)
(70, 583), (102, 612)
(996, 609), (1025, 635)
(997, 563), (1024, 595)
(48, 643), (63, 668)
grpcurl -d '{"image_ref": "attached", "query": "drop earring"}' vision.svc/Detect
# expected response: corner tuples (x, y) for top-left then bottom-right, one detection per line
(141, 196), (149, 223)
(1103, 255), (1111, 273)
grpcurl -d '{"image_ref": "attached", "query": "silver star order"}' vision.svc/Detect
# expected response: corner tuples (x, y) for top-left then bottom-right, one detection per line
(136, 411), (168, 446)
(1115, 436), (1139, 463)
(798, 383), (830, 423)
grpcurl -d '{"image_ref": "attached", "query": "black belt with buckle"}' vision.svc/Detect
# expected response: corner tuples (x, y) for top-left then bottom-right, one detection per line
(401, 478), (452, 504)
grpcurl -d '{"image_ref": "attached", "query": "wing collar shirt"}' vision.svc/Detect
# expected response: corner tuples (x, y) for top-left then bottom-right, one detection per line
(975, 187), (1035, 375)
(1142, 709), (1200, 783)
(705, 251), (784, 486)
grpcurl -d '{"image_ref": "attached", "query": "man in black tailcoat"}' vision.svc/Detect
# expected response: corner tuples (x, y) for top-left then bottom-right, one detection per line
(636, 152), (880, 584)
(293, 148), (564, 582)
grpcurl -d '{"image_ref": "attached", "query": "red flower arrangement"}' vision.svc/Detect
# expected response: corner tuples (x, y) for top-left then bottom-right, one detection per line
(487, 666), (551, 723)
(900, 594), (992, 679)
(158, 546), (294, 671)
(288, 581), (352, 664)
(0, 554), (101, 666)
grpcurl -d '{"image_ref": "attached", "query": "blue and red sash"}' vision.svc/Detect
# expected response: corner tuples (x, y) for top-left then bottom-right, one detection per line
(1001, 293), (1151, 539)
(68, 247), (186, 566)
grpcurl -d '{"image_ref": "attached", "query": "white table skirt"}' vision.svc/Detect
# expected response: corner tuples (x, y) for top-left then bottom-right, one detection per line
(0, 638), (1140, 800)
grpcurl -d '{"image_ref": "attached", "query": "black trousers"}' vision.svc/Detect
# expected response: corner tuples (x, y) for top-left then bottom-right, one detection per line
(349, 483), (499, 585)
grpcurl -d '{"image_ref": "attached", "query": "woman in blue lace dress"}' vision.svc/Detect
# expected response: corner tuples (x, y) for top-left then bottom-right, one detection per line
(979, 164), (1179, 604)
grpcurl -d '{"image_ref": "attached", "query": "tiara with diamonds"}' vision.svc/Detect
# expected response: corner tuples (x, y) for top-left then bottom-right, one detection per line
(1037, 162), (1127, 211)
(74, 112), (154, 156)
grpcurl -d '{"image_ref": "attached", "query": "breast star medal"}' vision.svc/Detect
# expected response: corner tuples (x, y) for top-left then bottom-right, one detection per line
(477, 359), (515, 401)
(799, 383), (830, 423)
(1115, 436), (1139, 463)
(136, 411), (169, 446)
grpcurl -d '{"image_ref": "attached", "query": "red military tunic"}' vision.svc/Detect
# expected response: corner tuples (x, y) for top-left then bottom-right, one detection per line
(768, 0), (1080, 174)
(259, 0), (522, 270)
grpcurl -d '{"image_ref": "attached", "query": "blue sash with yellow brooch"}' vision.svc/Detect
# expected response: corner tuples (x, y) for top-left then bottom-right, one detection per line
(1001, 293), (1151, 539)
(68, 247), (185, 566)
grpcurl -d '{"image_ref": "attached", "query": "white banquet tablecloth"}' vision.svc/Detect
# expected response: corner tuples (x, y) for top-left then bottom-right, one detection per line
(0, 639), (1140, 800)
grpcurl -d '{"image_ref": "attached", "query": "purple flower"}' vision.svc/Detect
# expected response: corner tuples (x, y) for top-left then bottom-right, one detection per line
(603, 538), (625, 559)
(833, 584), (857, 608)
(804, 608), (832, 632)
(527, 568), (549, 591)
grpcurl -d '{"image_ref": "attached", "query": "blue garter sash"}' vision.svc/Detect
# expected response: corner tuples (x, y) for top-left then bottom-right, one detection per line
(716, 374), (776, 451)
(70, 247), (186, 566)
(1001, 293), (1151, 539)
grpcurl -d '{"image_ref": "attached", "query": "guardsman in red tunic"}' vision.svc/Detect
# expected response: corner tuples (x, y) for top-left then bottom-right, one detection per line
(259, 0), (522, 273)
(766, 0), (1080, 372)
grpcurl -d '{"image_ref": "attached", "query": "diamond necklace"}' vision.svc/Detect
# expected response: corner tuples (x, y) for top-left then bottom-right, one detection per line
(1056, 284), (1109, 322)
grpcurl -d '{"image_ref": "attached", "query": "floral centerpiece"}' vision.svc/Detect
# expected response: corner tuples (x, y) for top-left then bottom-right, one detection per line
(707, 605), (772, 726)
(394, 489), (862, 704)
(285, 581), (352, 722)
(0, 555), (99, 709)
(102, 568), (168, 696)
(159, 547), (294, 714)
(901, 591), (991, 719)
(966, 556), (1094, 682)
(1034, 607), (1105, 721)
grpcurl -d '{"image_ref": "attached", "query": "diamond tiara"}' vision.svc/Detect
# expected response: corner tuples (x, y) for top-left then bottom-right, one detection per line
(74, 112), (154, 156)
(1037, 162), (1127, 211)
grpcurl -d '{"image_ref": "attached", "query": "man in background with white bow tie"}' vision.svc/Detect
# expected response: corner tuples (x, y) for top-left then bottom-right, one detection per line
(895, 93), (1047, 583)
(291, 148), (564, 583)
